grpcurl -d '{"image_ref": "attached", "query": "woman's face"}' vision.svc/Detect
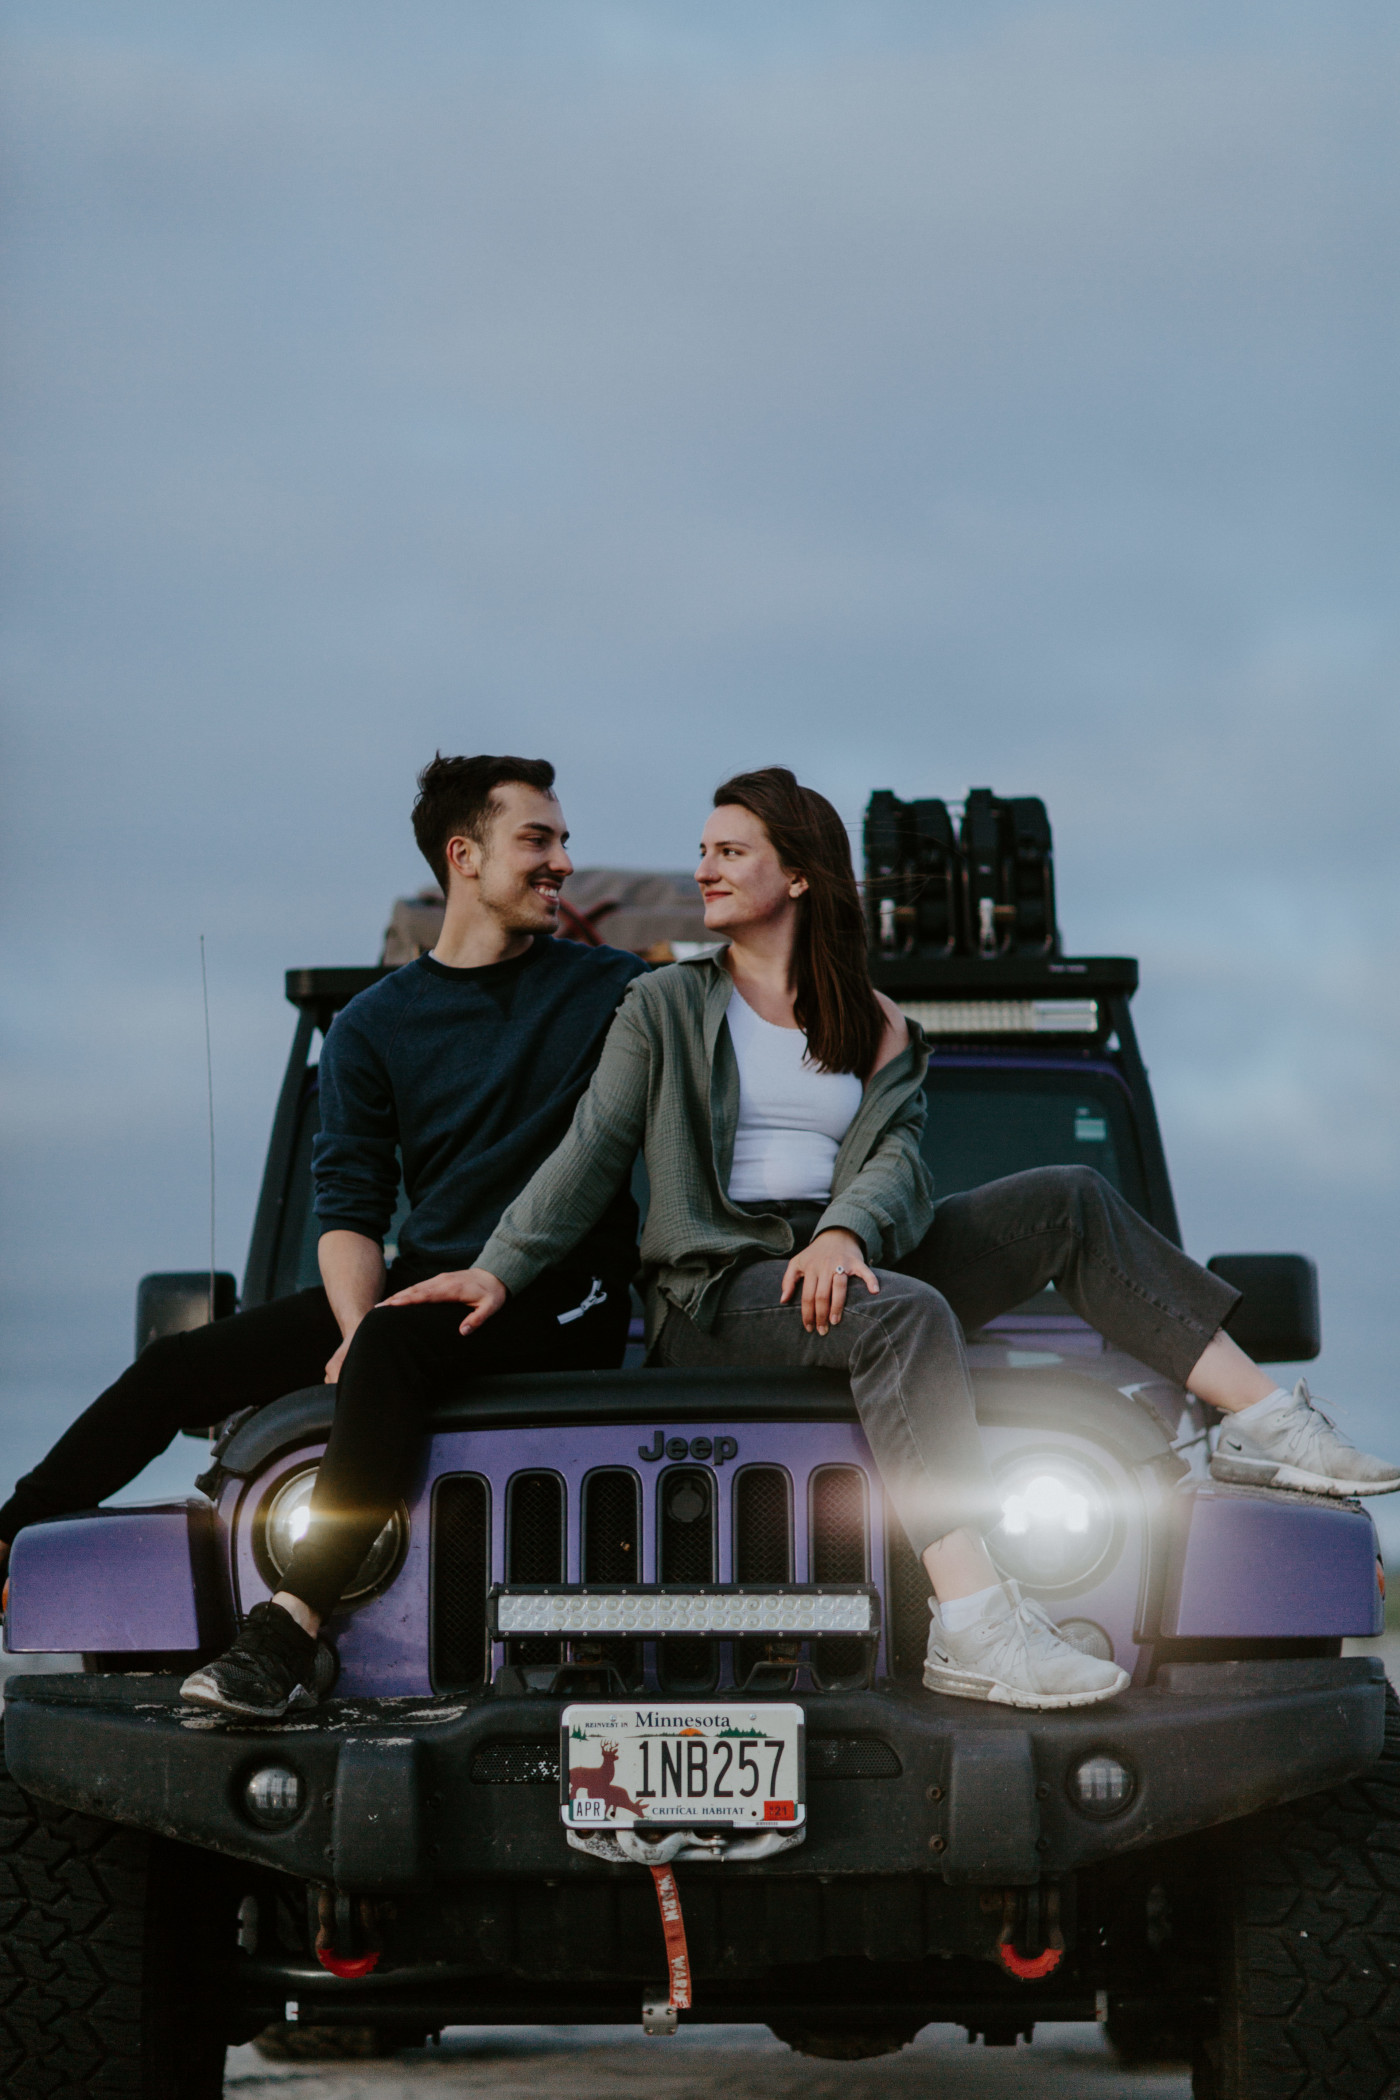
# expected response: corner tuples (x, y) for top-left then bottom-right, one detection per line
(696, 804), (806, 934)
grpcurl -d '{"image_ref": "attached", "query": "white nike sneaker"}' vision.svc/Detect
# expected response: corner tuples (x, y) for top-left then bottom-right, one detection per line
(922, 1581), (1129, 1711)
(1210, 1380), (1400, 1498)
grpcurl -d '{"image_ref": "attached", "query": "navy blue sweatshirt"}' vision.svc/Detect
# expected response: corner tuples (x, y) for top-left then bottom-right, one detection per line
(312, 937), (648, 1278)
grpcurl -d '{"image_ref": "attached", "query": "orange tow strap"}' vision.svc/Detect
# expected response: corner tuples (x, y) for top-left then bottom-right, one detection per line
(649, 1864), (692, 2010)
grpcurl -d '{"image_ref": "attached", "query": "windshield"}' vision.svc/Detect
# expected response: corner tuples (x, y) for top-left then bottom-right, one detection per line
(919, 1062), (1145, 1212)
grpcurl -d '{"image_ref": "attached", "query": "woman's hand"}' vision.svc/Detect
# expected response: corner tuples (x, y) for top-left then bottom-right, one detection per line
(780, 1229), (878, 1336)
(379, 1268), (509, 1337)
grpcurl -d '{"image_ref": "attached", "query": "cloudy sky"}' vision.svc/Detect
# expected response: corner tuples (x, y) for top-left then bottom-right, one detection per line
(2, 3), (1397, 1526)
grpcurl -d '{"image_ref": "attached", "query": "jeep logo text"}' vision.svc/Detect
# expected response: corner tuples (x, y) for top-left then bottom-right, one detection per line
(638, 1431), (738, 1465)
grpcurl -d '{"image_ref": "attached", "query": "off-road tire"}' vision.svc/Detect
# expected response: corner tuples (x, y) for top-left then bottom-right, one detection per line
(1194, 1680), (1400, 2099)
(0, 1720), (231, 2096)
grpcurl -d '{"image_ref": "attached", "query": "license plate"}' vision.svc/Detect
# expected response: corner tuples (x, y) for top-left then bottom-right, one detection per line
(561, 1701), (805, 1829)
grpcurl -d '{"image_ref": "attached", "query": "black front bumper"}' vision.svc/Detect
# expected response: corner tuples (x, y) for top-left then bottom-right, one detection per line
(3, 1656), (1384, 1893)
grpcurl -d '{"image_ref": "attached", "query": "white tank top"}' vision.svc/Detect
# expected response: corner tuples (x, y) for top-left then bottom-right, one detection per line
(725, 989), (864, 1204)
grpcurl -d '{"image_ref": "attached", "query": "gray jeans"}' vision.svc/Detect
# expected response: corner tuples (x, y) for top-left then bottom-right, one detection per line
(652, 1164), (1239, 1557)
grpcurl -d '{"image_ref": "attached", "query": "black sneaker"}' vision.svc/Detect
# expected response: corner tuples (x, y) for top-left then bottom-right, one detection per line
(180, 1601), (330, 1720)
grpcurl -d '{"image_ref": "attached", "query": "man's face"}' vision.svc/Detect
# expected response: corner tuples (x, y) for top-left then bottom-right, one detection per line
(453, 783), (573, 935)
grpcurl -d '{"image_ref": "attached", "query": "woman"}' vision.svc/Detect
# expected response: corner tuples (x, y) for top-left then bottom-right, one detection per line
(390, 768), (1399, 1710)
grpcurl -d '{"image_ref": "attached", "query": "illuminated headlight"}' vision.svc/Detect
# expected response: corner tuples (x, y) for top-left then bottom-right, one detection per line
(493, 1587), (876, 1637)
(243, 1764), (303, 1829)
(987, 1451), (1118, 1593)
(1069, 1753), (1136, 1817)
(261, 1468), (405, 1602)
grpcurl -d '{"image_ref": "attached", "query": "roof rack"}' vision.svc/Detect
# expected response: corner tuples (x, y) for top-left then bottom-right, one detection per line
(872, 955), (1136, 997)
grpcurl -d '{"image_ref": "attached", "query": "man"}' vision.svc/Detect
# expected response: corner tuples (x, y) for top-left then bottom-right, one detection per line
(0, 755), (648, 1718)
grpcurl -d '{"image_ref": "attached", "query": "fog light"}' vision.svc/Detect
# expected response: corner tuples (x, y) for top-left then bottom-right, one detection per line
(1069, 1753), (1135, 1818)
(243, 1765), (303, 1829)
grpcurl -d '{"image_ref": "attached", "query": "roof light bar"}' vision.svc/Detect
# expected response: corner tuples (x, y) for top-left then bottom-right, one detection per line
(491, 1585), (878, 1638)
(901, 998), (1099, 1037)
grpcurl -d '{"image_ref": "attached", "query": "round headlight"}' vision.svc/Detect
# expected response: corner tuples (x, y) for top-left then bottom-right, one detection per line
(261, 1468), (405, 1602)
(987, 1449), (1119, 1594)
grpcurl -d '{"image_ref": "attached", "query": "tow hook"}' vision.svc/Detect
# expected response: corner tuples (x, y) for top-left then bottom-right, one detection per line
(990, 1886), (1064, 1981)
(314, 1888), (383, 1980)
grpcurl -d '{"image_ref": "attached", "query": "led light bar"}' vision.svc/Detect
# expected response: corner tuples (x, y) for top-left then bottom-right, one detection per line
(491, 1585), (878, 1638)
(900, 998), (1099, 1037)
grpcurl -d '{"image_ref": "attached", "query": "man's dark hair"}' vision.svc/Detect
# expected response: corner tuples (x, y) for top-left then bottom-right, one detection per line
(411, 753), (557, 890)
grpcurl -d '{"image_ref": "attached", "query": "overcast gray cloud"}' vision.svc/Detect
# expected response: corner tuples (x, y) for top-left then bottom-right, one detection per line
(2, 2), (1397, 1526)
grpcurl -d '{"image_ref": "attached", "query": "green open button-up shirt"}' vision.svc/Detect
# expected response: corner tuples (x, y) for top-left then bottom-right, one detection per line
(478, 951), (934, 1338)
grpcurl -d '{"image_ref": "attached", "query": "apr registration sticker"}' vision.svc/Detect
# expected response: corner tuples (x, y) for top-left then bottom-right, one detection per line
(561, 1702), (806, 1828)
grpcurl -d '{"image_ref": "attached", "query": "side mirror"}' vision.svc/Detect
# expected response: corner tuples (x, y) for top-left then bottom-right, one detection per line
(135, 1272), (237, 1358)
(1206, 1253), (1321, 1364)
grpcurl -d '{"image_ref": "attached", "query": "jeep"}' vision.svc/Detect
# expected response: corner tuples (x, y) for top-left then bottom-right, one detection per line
(1, 791), (1394, 2098)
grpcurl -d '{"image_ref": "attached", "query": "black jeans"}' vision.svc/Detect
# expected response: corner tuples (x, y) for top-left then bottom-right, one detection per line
(0, 1264), (631, 1619)
(654, 1165), (1240, 1557)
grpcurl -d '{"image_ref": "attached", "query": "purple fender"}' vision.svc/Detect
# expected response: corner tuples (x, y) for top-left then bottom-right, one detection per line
(5, 1499), (233, 1657)
(1160, 1484), (1383, 1640)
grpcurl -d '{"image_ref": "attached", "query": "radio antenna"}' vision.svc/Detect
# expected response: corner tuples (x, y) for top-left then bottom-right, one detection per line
(200, 934), (216, 1323)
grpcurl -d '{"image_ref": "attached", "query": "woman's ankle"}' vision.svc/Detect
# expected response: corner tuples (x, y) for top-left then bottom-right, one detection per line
(1186, 1329), (1277, 1413)
(922, 1527), (999, 1602)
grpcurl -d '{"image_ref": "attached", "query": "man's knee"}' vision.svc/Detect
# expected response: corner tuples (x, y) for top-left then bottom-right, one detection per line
(343, 1302), (438, 1373)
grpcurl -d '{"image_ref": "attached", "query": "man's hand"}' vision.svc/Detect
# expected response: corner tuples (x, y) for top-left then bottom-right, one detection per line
(324, 1335), (352, 1385)
(380, 1268), (509, 1336)
(780, 1229), (878, 1336)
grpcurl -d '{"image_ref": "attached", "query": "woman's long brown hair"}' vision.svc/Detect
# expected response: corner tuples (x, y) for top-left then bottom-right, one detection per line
(713, 767), (884, 1077)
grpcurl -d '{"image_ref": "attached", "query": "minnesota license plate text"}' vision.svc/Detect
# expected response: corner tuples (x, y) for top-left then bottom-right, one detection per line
(561, 1703), (805, 1827)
